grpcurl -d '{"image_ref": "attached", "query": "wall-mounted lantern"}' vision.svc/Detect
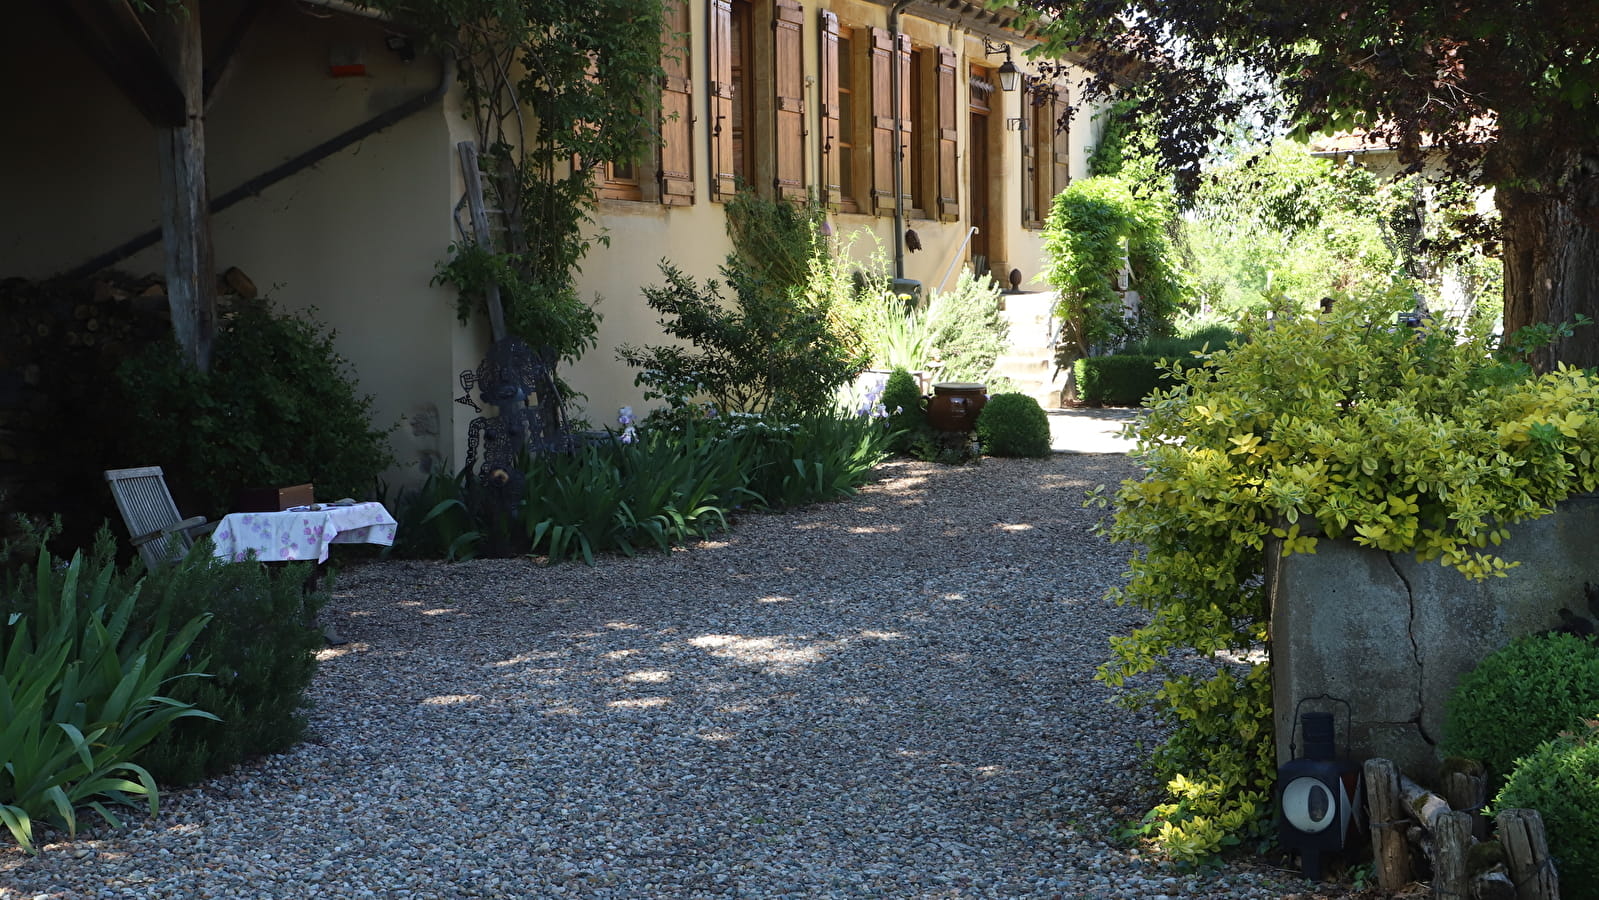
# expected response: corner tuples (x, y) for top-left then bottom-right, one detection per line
(983, 38), (1021, 92)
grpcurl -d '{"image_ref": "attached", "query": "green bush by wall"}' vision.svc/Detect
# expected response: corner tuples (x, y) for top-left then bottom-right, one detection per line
(115, 299), (394, 519)
(1442, 632), (1599, 788)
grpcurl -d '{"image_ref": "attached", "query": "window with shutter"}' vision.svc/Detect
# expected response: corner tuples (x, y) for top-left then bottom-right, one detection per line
(773, 0), (805, 201)
(909, 45), (930, 217)
(659, 0), (694, 206)
(1021, 89), (1039, 227)
(936, 45), (959, 222)
(827, 20), (870, 212)
(820, 10), (841, 207)
(867, 29), (912, 216)
(709, 0), (739, 200)
(870, 27), (895, 215)
(1050, 86), (1072, 203)
(598, 157), (645, 201)
(1025, 86), (1053, 228)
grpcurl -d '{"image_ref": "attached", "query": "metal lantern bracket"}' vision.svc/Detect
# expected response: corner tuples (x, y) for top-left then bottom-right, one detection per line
(982, 38), (1021, 92)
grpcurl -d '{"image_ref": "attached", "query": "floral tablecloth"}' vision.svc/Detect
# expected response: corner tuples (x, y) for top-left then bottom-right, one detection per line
(210, 502), (398, 563)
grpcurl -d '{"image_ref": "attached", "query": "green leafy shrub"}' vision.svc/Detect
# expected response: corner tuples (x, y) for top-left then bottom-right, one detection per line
(1092, 301), (1599, 863)
(621, 191), (866, 417)
(976, 393), (1052, 457)
(1120, 326), (1241, 358)
(1076, 353), (1212, 406)
(126, 545), (325, 786)
(0, 551), (214, 853)
(727, 410), (892, 508)
(115, 299), (394, 519)
(619, 262), (865, 417)
(1492, 720), (1599, 899)
(852, 271), (1010, 386)
(881, 368), (927, 454)
(1442, 632), (1599, 788)
(525, 423), (746, 565)
(391, 465), (488, 562)
(1075, 355), (1170, 406)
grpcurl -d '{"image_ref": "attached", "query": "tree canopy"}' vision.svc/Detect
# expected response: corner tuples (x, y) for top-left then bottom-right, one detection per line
(1019, 0), (1599, 368)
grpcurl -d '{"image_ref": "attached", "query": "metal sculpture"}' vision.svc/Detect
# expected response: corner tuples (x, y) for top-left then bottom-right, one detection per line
(456, 337), (573, 504)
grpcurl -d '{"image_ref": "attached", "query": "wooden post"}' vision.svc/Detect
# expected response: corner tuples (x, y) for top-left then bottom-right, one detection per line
(456, 141), (508, 343)
(1434, 811), (1471, 900)
(1496, 809), (1559, 900)
(1365, 758), (1413, 891)
(150, 0), (217, 372)
(1442, 758), (1490, 841)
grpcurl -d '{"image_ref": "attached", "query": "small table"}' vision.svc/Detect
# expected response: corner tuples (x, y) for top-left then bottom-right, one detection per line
(210, 501), (398, 563)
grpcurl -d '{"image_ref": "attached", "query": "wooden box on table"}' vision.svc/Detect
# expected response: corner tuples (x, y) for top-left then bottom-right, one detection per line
(234, 483), (315, 512)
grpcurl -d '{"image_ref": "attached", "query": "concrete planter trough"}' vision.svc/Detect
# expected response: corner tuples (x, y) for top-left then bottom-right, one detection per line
(1268, 493), (1599, 781)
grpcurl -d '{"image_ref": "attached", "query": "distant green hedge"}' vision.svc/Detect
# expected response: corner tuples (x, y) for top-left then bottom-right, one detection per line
(1075, 354), (1207, 406)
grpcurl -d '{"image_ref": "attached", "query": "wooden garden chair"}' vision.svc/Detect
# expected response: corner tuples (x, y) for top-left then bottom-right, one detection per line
(104, 466), (217, 569)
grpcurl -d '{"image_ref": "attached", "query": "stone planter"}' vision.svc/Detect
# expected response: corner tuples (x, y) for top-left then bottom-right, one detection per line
(1268, 494), (1599, 781)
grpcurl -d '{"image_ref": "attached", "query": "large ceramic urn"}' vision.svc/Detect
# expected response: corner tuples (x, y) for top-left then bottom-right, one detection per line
(926, 382), (988, 432)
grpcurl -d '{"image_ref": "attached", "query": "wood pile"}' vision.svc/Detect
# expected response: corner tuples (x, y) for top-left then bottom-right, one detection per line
(0, 268), (257, 534)
(1364, 757), (1558, 899)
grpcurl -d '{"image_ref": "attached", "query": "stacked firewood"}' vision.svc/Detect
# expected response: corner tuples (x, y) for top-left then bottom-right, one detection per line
(1365, 757), (1558, 899)
(0, 267), (258, 532)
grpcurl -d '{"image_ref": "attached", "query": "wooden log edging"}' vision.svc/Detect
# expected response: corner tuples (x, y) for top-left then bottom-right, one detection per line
(1497, 809), (1559, 900)
(1365, 758), (1413, 891)
(1362, 759), (1559, 900)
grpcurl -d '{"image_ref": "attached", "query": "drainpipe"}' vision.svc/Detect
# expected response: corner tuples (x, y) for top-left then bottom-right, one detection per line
(66, 52), (456, 279)
(889, 0), (912, 281)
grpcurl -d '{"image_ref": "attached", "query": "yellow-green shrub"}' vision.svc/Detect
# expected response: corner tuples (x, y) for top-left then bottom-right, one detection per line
(1094, 298), (1599, 863)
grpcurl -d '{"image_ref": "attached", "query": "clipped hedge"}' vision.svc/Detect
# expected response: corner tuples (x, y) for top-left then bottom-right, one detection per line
(1442, 632), (1599, 789)
(1075, 354), (1206, 406)
(976, 393), (1053, 457)
(1493, 721), (1599, 899)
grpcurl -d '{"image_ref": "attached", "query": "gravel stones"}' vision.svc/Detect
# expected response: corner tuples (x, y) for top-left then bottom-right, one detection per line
(1, 455), (1350, 898)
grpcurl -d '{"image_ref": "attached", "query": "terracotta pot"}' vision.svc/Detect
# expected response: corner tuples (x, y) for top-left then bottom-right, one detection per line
(926, 382), (988, 432)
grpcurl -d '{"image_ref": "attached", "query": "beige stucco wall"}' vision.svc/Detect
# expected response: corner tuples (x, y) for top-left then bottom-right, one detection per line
(570, 0), (1102, 425)
(0, 2), (473, 491)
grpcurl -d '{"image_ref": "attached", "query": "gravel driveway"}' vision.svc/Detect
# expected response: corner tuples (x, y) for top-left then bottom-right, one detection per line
(2, 453), (1350, 899)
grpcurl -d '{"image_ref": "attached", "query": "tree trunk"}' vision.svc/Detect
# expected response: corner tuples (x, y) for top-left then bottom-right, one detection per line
(1498, 145), (1599, 372)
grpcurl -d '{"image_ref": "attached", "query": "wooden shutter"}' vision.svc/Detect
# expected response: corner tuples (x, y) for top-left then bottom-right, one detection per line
(659, 0), (694, 205)
(1021, 88), (1038, 225)
(819, 10), (840, 206)
(936, 45), (959, 221)
(1050, 87), (1071, 202)
(870, 27), (894, 214)
(709, 0), (737, 200)
(895, 33), (911, 209)
(773, 0), (805, 201)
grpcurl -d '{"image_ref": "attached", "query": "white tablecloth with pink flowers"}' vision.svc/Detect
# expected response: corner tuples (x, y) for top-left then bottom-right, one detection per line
(210, 502), (398, 563)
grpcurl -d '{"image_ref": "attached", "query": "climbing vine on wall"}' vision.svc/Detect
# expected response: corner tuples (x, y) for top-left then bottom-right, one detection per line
(366, 0), (667, 364)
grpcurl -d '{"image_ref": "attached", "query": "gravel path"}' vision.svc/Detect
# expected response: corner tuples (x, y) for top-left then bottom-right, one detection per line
(2, 454), (1351, 899)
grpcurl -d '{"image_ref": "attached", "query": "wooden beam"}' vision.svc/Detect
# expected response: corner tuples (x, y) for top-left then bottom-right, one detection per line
(53, 0), (186, 127)
(150, 0), (217, 372)
(203, 0), (268, 108)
